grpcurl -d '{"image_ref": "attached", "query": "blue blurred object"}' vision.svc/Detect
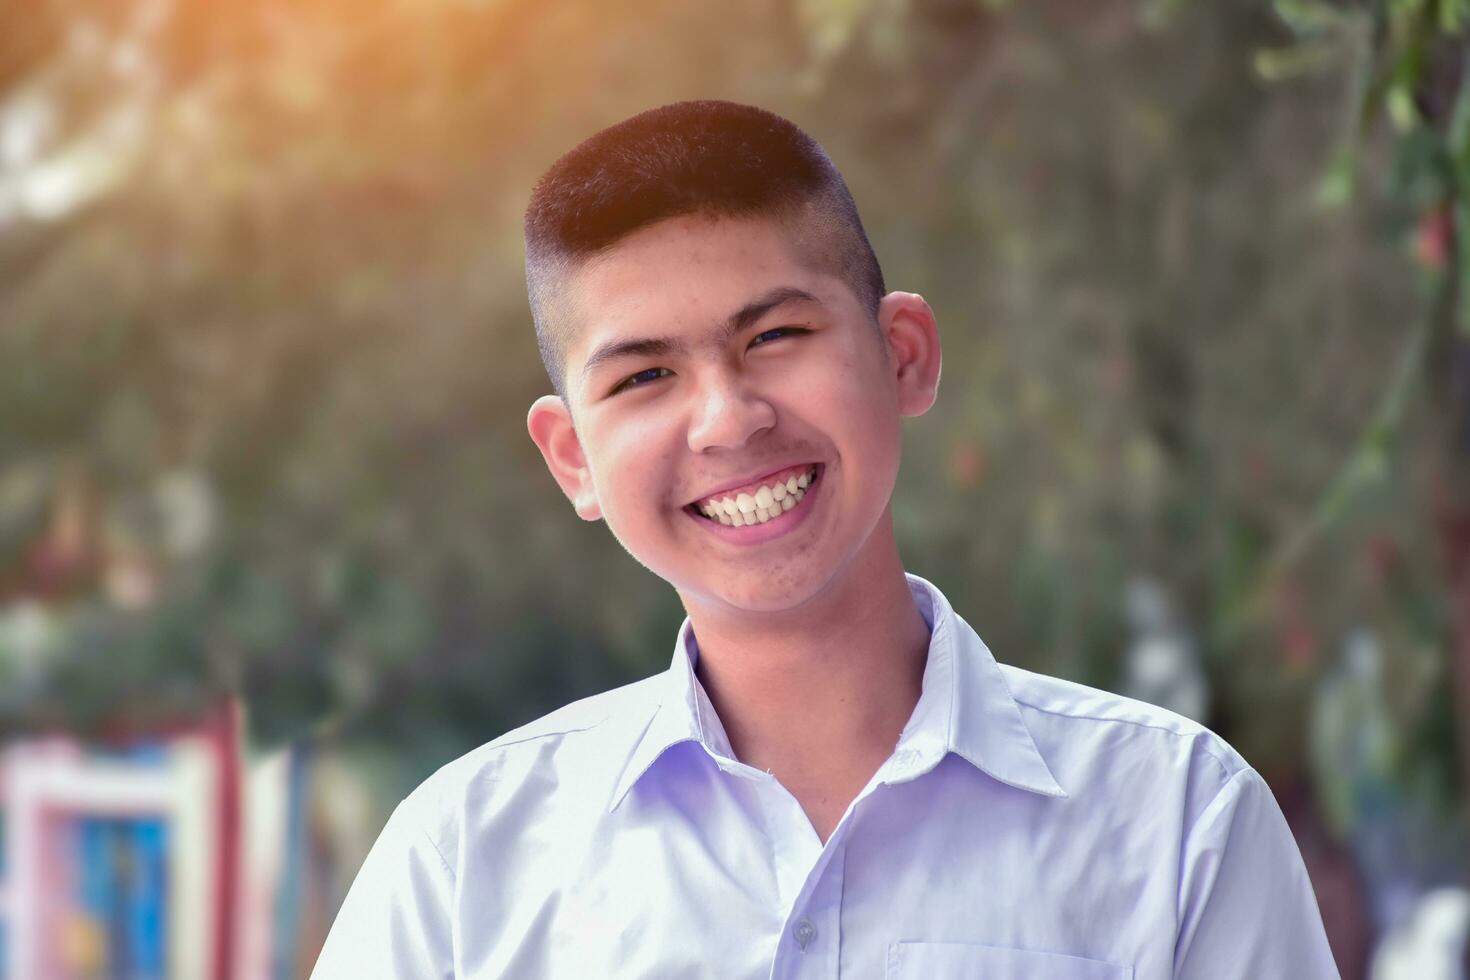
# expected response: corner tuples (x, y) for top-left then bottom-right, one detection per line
(128, 818), (168, 980)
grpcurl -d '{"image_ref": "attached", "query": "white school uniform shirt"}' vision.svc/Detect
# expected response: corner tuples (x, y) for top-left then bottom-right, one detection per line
(311, 573), (1339, 979)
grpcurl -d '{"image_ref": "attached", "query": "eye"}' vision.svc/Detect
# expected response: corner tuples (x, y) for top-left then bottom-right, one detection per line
(750, 326), (810, 347)
(611, 366), (672, 395)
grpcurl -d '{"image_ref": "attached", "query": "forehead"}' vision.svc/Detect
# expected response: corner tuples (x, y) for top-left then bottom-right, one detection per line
(573, 213), (829, 304)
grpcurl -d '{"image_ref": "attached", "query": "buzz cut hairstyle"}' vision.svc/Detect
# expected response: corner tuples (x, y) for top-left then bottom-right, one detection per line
(523, 99), (887, 400)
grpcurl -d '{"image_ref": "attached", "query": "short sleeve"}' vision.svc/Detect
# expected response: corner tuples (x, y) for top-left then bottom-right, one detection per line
(310, 799), (456, 979)
(1173, 767), (1340, 979)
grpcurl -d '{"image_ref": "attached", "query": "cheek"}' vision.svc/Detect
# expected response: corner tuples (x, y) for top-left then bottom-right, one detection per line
(817, 341), (901, 431)
(822, 343), (904, 483)
(588, 416), (683, 518)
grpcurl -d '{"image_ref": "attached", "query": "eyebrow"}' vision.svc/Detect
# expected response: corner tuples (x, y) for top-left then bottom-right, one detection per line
(579, 286), (821, 382)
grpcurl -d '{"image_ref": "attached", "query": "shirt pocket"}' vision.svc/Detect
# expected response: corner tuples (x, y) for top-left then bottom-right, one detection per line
(886, 941), (1132, 979)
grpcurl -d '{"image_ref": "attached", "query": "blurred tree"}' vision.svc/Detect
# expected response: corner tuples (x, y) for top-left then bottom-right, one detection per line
(1237, 0), (1470, 880)
(0, 0), (1457, 853)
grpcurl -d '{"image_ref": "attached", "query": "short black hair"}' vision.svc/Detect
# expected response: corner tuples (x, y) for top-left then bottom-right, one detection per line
(523, 100), (886, 399)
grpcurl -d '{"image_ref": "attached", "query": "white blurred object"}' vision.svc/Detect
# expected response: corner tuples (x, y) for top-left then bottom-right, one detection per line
(1371, 887), (1470, 980)
(1120, 577), (1209, 721)
(237, 747), (295, 980)
(0, 600), (58, 684)
(1309, 628), (1397, 841)
(0, 0), (167, 227)
(153, 469), (216, 558)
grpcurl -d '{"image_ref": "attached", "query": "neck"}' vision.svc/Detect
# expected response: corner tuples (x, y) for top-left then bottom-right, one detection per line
(678, 514), (931, 784)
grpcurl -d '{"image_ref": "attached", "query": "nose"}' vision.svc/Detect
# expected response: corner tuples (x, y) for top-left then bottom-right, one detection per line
(686, 373), (776, 453)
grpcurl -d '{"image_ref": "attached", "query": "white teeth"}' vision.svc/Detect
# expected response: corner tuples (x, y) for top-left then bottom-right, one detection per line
(695, 467), (818, 526)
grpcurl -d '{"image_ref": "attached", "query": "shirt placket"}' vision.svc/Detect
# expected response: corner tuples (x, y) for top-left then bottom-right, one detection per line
(768, 856), (843, 980)
(760, 782), (844, 980)
(757, 738), (940, 980)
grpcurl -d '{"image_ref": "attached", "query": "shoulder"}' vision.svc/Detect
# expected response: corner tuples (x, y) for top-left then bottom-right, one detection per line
(420, 672), (663, 795)
(998, 663), (1248, 802)
(482, 671), (664, 751)
(396, 673), (665, 859)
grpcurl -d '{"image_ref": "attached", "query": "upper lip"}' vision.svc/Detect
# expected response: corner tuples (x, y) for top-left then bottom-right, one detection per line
(685, 462), (820, 506)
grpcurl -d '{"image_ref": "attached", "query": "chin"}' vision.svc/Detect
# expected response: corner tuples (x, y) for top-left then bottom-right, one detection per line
(682, 564), (832, 616)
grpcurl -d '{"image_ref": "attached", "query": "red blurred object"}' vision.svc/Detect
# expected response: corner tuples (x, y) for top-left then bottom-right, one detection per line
(1414, 206), (1452, 269)
(947, 441), (986, 489)
(1274, 580), (1320, 670)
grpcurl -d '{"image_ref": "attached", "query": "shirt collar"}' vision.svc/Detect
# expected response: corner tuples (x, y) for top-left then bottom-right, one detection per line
(904, 573), (1068, 798)
(608, 573), (1067, 812)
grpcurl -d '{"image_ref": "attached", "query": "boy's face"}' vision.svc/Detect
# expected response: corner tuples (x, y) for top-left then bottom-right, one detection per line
(527, 213), (940, 616)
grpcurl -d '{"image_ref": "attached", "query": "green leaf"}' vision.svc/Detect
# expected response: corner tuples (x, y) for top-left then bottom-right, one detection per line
(1441, 0), (1470, 32)
(1387, 81), (1421, 131)
(1315, 149), (1357, 208)
(1254, 41), (1344, 82)
(1271, 0), (1353, 36)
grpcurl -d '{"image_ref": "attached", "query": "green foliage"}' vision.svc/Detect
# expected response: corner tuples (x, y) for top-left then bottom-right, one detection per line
(0, 1), (1457, 843)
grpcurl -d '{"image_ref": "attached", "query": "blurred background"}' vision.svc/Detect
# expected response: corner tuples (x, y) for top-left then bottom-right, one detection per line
(1, 0), (1467, 976)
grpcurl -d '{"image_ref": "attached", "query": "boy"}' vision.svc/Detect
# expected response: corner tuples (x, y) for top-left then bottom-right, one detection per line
(312, 101), (1339, 978)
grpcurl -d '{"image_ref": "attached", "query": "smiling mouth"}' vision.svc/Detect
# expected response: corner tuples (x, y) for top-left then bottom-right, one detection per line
(685, 464), (822, 527)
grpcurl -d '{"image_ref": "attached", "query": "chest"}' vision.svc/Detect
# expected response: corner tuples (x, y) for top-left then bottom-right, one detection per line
(452, 756), (1177, 979)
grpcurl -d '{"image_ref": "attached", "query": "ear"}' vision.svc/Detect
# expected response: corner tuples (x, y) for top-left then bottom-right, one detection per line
(877, 291), (942, 417)
(527, 395), (603, 521)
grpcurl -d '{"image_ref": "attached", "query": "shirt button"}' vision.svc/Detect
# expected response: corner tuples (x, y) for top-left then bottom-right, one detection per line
(793, 918), (817, 950)
(892, 748), (920, 771)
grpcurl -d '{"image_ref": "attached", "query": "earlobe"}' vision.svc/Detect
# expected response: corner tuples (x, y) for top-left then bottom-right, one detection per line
(526, 395), (603, 521)
(878, 292), (943, 418)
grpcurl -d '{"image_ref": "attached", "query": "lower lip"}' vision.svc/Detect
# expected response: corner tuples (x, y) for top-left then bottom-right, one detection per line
(685, 465), (824, 545)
